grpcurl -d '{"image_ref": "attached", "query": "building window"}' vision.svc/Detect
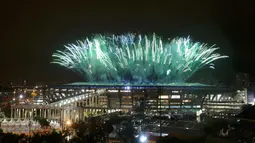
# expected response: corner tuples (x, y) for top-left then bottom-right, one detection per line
(171, 95), (180, 99)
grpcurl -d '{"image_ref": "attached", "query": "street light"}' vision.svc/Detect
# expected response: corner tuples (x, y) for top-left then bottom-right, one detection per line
(66, 120), (71, 126)
(139, 135), (148, 143)
(19, 94), (23, 99)
(65, 120), (72, 141)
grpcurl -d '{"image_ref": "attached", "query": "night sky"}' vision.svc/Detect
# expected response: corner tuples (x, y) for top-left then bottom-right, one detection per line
(1, 0), (255, 84)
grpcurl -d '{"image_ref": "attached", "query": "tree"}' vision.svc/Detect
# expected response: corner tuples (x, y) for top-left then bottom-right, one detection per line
(71, 121), (88, 137)
(31, 130), (63, 143)
(102, 120), (114, 135)
(121, 121), (135, 143)
(1, 105), (11, 118)
(109, 115), (122, 125)
(204, 119), (229, 137)
(34, 116), (50, 128)
(241, 104), (253, 112)
(134, 107), (144, 113)
(237, 105), (255, 120)
(71, 117), (113, 143)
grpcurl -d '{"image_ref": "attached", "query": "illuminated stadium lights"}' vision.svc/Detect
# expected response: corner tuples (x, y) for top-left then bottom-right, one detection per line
(52, 33), (228, 83)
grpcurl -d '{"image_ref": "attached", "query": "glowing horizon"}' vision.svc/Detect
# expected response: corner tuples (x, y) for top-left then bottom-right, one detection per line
(52, 33), (228, 83)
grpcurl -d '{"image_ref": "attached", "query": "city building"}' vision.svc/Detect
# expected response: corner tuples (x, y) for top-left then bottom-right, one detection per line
(12, 85), (45, 105)
(0, 86), (14, 107)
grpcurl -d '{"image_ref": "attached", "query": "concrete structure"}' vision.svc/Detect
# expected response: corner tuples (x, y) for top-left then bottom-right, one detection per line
(4, 82), (248, 130)
(43, 83), (248, 119)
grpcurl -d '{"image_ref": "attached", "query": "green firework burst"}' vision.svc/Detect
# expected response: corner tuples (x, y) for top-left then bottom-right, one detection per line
(52, 33), (228, 83)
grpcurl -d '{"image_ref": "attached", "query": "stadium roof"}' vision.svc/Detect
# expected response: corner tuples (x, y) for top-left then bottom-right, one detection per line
(47, 82), (230, 90)
(46, 82), (238, 91)
(63, 82), (212, 87)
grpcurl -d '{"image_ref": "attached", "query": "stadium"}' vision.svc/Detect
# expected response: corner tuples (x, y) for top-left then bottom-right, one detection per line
(46, 33), (246, 120)
(6, 34), (248, 133)
(44, 82), (247, 121)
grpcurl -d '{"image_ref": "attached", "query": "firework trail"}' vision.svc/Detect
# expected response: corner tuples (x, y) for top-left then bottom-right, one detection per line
(52, 33), (228, 83)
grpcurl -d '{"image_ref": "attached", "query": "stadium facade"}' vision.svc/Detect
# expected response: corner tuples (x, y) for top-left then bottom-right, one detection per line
(4, 82), (250, 133)
(44, 82), (248, 119)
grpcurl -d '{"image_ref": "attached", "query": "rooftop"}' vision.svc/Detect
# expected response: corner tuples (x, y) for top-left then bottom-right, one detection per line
(63, 82), (212, 87)
(46, 82), (236, 91)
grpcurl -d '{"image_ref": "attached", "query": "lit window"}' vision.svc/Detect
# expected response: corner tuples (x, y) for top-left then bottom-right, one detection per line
(171, 95), (180, 99)
(172, 91), (179, 93)
(159, 95), (169, 99)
